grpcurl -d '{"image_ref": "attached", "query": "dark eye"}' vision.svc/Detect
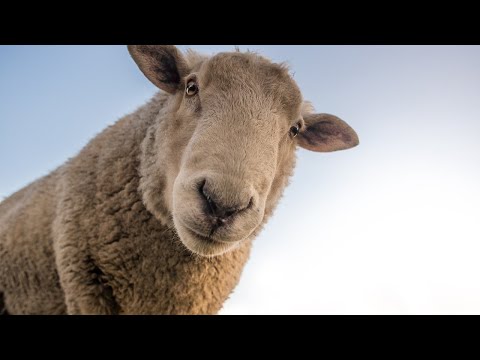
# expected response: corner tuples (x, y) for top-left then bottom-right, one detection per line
(186, 81), (199, 96)
(290, 122), (301, 137)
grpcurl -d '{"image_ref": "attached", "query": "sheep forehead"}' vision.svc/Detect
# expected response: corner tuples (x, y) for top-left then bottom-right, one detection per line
(198, 52), (303, 119)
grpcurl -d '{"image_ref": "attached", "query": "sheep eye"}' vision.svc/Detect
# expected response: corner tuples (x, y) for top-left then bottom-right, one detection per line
(290, 122), (301, 138)
(186, 81), (199, 96)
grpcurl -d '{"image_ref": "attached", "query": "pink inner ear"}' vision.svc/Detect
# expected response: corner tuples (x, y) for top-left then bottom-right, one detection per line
(298, 115), (359, 152)
(308, 121), (354, 142)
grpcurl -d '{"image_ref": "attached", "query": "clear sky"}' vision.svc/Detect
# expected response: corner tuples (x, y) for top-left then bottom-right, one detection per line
(1, 45), (480, 314)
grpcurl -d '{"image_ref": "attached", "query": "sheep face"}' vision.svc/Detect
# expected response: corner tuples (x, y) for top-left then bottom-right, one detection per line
(129, 46), (359, 257)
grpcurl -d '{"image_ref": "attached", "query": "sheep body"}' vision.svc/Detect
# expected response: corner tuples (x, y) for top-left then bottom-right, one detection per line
(0, 93), (251, 314)
(0, 46), (359, 314)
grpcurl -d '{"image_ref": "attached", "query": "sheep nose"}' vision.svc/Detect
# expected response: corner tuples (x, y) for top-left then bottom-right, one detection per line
(198, 179), (253, 225)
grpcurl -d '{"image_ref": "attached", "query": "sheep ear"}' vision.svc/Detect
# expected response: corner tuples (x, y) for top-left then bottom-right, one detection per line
(128, 45), (189, 94)
(297, 113), (359, 152)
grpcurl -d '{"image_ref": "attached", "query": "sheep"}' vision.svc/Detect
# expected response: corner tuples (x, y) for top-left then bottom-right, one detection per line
(0, 45), (359, 315)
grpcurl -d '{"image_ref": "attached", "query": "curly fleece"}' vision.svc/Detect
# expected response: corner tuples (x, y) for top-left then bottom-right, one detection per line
(0, 91), (262, 314)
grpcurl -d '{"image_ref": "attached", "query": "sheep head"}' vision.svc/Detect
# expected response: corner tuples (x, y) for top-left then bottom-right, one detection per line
(129, 45), (359, 257)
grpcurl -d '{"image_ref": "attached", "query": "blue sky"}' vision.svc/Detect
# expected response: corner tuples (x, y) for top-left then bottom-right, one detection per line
(1, 45), (480, 314)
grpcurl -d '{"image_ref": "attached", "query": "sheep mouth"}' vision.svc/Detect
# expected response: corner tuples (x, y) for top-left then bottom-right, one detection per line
(173, 212), (252, 256)
(175, 221), (241, 257)
(183, 225), (223, 244)
(177, 217), (235, 243)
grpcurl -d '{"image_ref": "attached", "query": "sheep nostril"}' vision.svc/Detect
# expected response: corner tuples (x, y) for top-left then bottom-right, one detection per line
(199, 180), (218, 216)
(246, 197), (254, 210)
(198, 179), (206, 196)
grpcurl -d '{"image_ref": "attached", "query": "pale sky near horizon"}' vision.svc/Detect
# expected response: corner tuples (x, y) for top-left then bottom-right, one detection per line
(1, 45), (480, 314)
